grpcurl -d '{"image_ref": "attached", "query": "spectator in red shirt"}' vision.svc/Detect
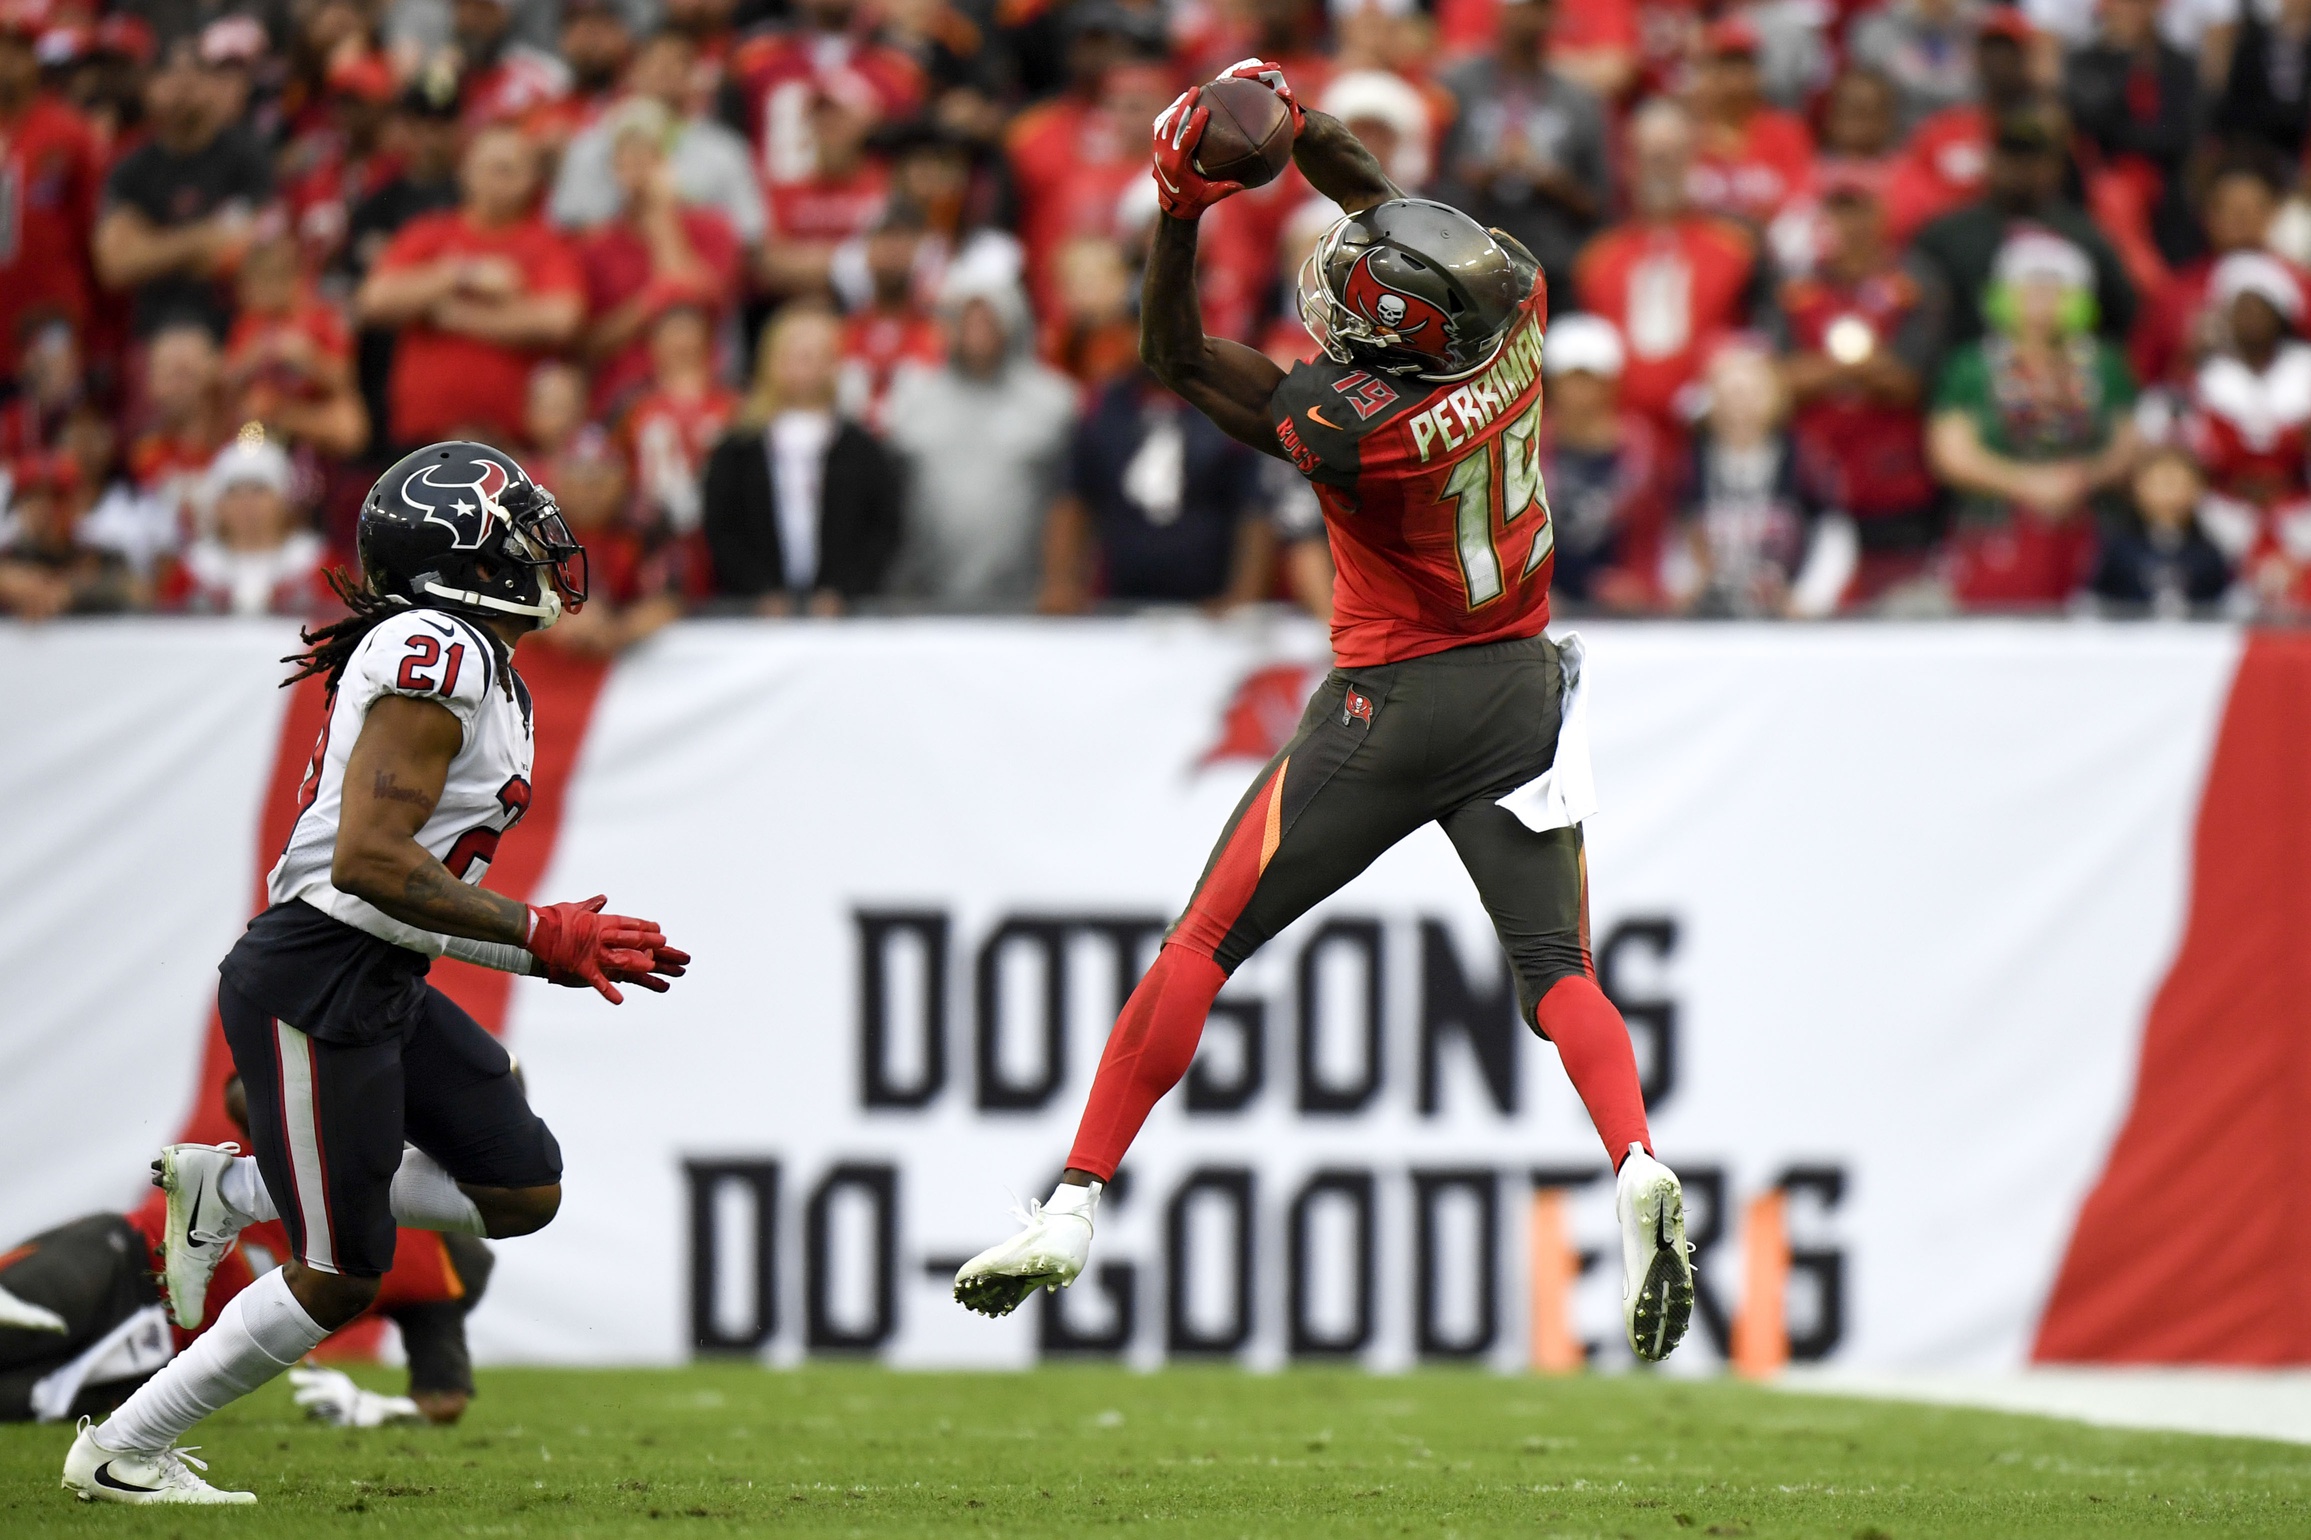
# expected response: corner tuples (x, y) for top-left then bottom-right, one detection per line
(277, 50), (401, 278)
(836, 208), (945, 426)
(577, 98), (742, 415)
(224, 234), (368, 458)
(456, 0), (572, 131)
(1774, 174), (1951, 602)
(355, 124), (585, 450)
(529, 409), (686, 655)
(159, 434), (329, 616)
(2134, 156), (2298, 386)
(0, 0), (101, 378)
(1886, 9), (2042, 245)
(731, 0), (925, 191)
(1770, 67), (1908, 276)
(0, 450), (136, 616)
(127, 320), (232, 518)
(758, 86), (892, 299)
(1686, 17), (1817, 227)
(1003, 7), (1171, 310)
(1576, 98), (1765, 430)
(622, 298), (739, 542)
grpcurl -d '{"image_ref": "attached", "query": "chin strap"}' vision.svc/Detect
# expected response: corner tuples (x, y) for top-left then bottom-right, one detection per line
(415, 577), (561, 630)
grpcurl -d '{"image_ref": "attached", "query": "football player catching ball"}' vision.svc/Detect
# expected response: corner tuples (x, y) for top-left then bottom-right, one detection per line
(955, 63), (1696, 1365)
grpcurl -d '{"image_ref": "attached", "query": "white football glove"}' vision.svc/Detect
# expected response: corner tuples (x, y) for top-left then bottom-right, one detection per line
(288, 1365), (423, 1427)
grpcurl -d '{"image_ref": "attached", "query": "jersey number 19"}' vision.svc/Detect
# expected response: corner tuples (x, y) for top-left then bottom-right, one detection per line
(1439, 397), (1552, 610)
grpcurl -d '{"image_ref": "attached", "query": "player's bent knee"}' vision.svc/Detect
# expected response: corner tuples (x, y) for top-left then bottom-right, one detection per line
(283, 1262), (383, 1330)
(467, 1182), (560, 1239)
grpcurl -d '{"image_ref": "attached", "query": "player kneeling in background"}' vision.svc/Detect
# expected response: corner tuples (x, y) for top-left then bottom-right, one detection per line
(956, 63), (1695, 1363)
(60, 443), (688, 1505)
(3, 1075), (491, 1430)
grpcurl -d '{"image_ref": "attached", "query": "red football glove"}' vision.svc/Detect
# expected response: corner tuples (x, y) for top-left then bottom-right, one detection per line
(1151, 88), (1243, 221)
(528, 896), (677, 1004)
(1217, 56), (1306, 138)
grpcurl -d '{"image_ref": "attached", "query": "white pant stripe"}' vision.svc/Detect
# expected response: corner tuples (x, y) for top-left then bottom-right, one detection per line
(273, 1019), (338, 1274)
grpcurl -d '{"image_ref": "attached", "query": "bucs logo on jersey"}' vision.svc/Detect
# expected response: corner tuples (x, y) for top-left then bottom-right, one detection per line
(398, 454), (513, 551)
(1343, 251), (1449, 347)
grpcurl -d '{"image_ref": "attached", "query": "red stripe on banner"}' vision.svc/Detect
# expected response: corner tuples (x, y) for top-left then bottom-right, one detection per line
(2033, 631), (2311, 1364)
(172, 645), (612, 1147)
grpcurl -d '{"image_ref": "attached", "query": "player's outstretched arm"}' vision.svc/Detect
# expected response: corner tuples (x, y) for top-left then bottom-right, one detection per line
(1140, 213), (1288, 458)
(1292, 108), (1401, 215)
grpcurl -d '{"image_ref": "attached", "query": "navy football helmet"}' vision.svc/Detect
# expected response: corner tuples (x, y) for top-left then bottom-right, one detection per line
(1297, 199), (1538, 382)
(356, 442), (587, 626)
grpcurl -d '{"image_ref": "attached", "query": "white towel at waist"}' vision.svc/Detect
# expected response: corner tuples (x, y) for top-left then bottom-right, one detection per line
(1494, 631), (1597, 833)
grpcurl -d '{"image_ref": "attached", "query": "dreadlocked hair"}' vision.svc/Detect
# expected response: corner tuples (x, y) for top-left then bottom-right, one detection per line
(282, 567), (513, 700)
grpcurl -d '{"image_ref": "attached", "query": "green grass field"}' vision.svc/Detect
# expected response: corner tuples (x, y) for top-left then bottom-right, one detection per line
(3, 1364), (2306, 1538)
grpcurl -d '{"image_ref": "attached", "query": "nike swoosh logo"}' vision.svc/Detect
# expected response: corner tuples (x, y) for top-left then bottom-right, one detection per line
(185, 1185), (206, 1241)
(419, 618), (454, 637)
(93, 1461), (161, 1494)
(1306, 406), (1340, 430)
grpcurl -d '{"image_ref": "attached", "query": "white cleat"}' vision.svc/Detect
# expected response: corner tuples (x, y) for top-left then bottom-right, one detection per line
(952, 1181), (1100, 1318)
(153, 1143), (250, 1330)
(290, 1366), (424, 1427)
(0, 1280), (68, 1333)
(1616, 1143), (1695, 1363)
(61, 1418), (256, 1505)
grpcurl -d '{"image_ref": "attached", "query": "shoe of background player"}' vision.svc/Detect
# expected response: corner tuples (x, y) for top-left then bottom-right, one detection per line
(952, 1181), (1101, 1318)
(154, 1142), (251, 1330)
(1616, 1143), (1695, 1362)
(0, 1279), (68, 1333)
(290, 1366), (424, 1427)
(60, 1418), (257, 1505)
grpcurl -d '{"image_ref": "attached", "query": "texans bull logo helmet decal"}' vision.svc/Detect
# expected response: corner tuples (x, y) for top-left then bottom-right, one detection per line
(1342, 250), (1449, 346)
(400, 454), (514, 551)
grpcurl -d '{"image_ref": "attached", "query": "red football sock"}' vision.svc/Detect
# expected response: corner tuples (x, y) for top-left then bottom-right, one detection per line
(1065, 945), (1227, 1181)
(1533, 974), (1653, 1169)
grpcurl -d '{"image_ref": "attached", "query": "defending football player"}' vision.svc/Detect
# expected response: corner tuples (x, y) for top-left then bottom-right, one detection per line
(954, 64), (1695, 1363)
(60, 442), (688, 1505)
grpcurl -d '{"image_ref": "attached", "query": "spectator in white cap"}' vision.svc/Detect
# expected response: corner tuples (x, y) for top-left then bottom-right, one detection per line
(1536, 314), (1673, 611)
(2182, 250), (2311, 517)
(1927, 230), (2141, 609)
(158, 431), (328, 616)
(1317, 69), (1434, 192)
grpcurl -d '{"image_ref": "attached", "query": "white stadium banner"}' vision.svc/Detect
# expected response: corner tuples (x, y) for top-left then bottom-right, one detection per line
(4, 617), (2294, 1374)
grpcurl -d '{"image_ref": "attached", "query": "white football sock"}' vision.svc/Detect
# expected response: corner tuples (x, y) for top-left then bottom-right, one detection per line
(390, 1147), (487, 1236)
(93, 1268), (326, 1454)
(222, 1156), (277, 1224)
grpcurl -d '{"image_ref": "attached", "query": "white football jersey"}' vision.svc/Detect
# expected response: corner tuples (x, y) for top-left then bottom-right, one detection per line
(270, 608), (536, 955)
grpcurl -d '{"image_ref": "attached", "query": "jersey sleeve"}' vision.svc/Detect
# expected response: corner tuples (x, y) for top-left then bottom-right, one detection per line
(1268, 360), (1369, 491)
(343, 610), (496, 741)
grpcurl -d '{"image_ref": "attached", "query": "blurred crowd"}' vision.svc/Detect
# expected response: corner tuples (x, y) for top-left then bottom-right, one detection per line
(1, 0), (2310, 633)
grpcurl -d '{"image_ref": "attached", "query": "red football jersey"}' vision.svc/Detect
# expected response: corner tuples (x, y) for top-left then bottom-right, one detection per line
(1688, 108), (1816, 225)
(1576, 213), (1757, 426)
(1269, 268), (1554, 667)
(0, 95), (102, 372)
(730, 31), (923, 188)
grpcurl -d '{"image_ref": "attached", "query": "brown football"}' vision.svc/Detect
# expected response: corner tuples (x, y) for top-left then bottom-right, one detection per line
(1192, 76), (1295, 189)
